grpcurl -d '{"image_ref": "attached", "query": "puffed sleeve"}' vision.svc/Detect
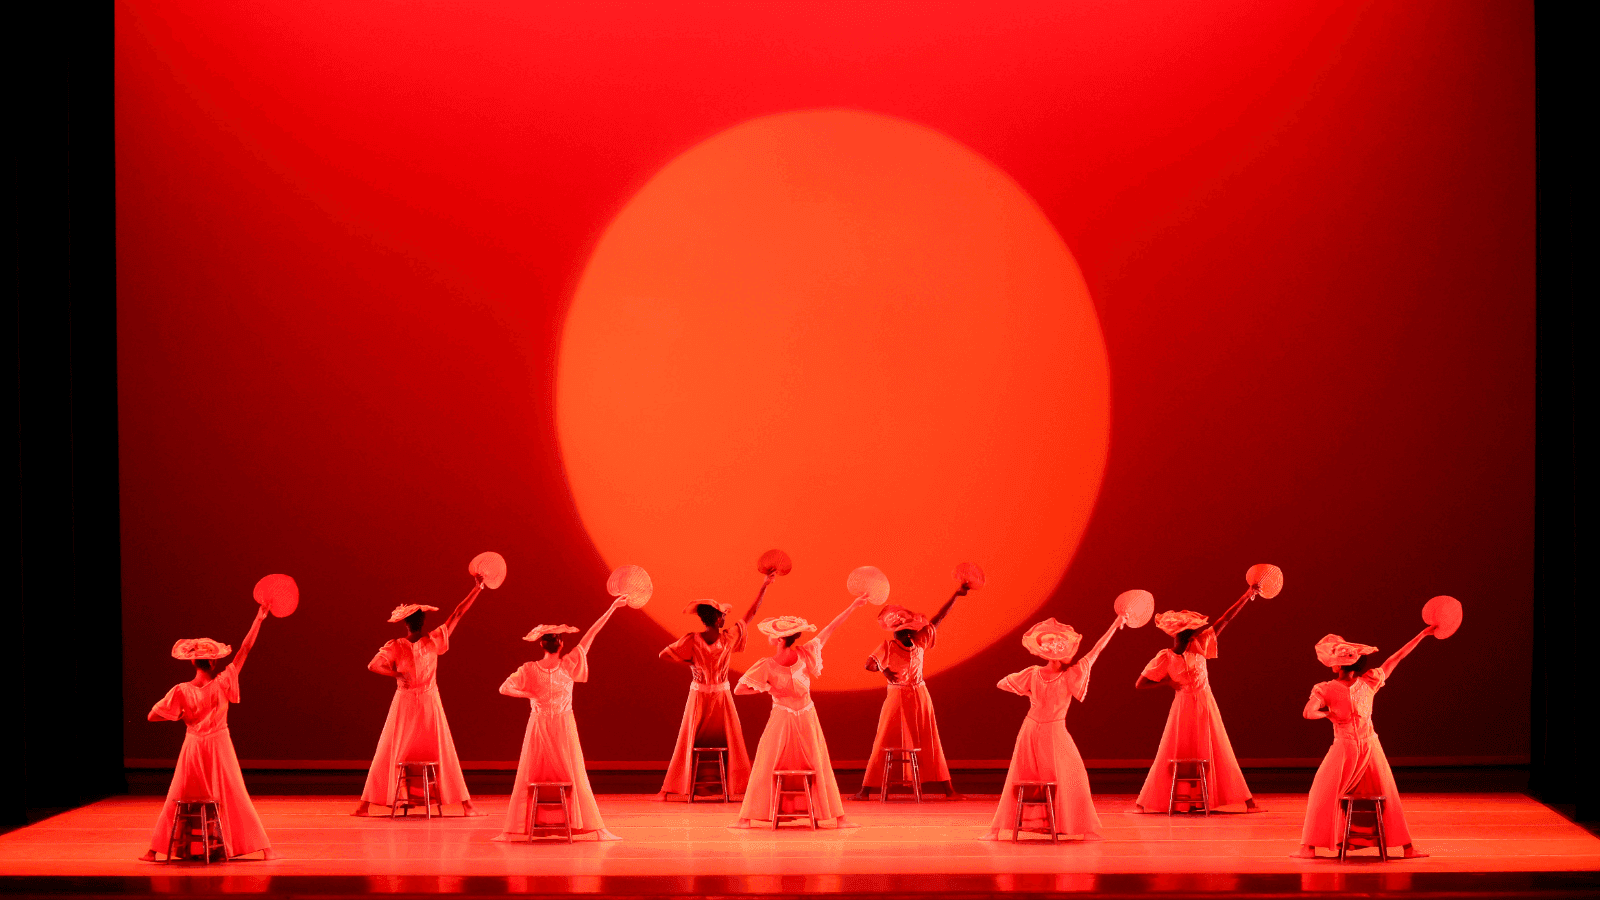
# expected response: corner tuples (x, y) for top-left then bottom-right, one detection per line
(1068, 659), (1093, 701)
(369, 640), (399, 671)
(738, 658), (772, 693)
(1191, 626), (1218, 659)
(499, 663), (532, 697)
(216, 663), (241, 704)
(797, 640), (825, 678)
(563, 645), (590, 683)
(1303, 683), (1328, 718)
(868, 640), (889, 669)
(662, 633), (695, 663)
(728, 620), (748, 653)
(1362, 667), (1388, 691)
(914, 623), (937, 650)
(997, 667), (1035, 696)
(430, 623), (452, 655)
(1140, 650), (1172, 682)
(149, 685), (184, 721)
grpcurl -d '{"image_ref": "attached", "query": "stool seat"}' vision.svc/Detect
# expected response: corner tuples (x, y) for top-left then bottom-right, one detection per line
(770, 769), (818, 829)
(881, 747), (923, 803)
(165, 799), (224, 863)
(1168, 758), (1210, 815)
(1011, 781), (1059, 842)
(1339, 795), (1389, 861)
(519, 782), (575, 842)
(689, 747), (730, 803)
(392, 761), (441, 819)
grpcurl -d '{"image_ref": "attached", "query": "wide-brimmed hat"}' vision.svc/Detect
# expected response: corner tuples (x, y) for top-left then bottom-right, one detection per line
(1021, 618), (1082, 661)
(388, 603), (440, 623)
(524, 624), (579, 642)
(757, 615), (817, 640)
(1154, 610), (1209, 636)
(877, 605), (928, 632)
(683, 599), (733, 616)
(172, 638), (232, 660)
(1315, 634), (1379, 668)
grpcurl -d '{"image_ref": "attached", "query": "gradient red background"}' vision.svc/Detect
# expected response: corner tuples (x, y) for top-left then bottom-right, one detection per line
(117, 1), (1533, 768)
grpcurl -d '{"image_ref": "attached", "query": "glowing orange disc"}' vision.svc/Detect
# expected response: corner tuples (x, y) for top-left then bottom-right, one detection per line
(557, 110), (1110, 691)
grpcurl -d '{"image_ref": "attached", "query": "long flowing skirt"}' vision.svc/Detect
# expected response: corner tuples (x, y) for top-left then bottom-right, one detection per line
(360, 684), (470, 807)
(660, 685), (751, 796)
(859, 684), (953, 791)
(146, 728), (270, 858)
(493, 709), (606, 838)
(1135, 685), (1252, 810)
(738, 705), (846, 823)
(1301, 733), (1411, 848)
(989, 717), (1100, 836)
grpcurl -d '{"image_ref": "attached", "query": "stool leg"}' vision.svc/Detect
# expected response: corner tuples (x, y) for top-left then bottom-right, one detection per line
(525, 785), (535, 840)
(1168, 761), (1178, 816)
(1013, 787), (1024, 842)
(881, 751), (891, 804)
(1046, 785), (1059, 843)
(1200, 761), (1210, 817)
(688, 753), (698, 805)
(562, 786), (573, 844)
(805, 774), (817, 829)
(202, 805), (213, 865)
(911, 753), (922, 803)
(1339, 799), (1352, 862)
(422, 769), (432, 821)
(166, 805), (183, 862)
(770, 774), (781, 829)
(1375, 799), (1387, 862)
(718, 751), (729, 803)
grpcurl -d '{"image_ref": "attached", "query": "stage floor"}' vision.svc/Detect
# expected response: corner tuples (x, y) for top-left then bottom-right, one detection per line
(2, 793), (1597, 880)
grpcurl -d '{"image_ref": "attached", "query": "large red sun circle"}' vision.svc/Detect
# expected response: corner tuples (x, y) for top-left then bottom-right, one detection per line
(557, 110), (1109, 691)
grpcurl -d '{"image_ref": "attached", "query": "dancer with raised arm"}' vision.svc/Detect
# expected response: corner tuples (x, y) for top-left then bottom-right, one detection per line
(141, 605), (278, 861)
(853, 567), (975, 799)
(730, 593), (871, 829)
(495, 594), (636, 841)
(1293, 603), (1457, 860)
(1133, 567), (1277, 813)
(353, 575), (485, 817)
(658, 551), (787, 800)
(982, 614), (1124, 841)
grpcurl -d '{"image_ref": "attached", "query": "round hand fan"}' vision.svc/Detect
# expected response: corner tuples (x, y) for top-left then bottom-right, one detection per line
(758, 549), (793, 577)
(1246, 563), (1283, 599)
(953, 562), (986, 591)
(253, 574), (299, 618)
(847, 565), (891, 605)
(1113, 589), (1154, 628)
(607, 564), (654, 608)
(469, 551), (508, 589)
(1421, 595), (1462, 639)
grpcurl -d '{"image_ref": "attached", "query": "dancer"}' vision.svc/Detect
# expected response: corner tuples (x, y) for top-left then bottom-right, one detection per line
(1293, 630), (1436, 859)
(1132, 598), (1261, 813)
(853, 588), (966, 799)
(353, 577), (484, 816)
(730, 594), (871, 828)
(494, 596), (633, 841)
(982, 615), (1123, 841)
(657, 576), (774, 799)
(140, 607), (277, 861)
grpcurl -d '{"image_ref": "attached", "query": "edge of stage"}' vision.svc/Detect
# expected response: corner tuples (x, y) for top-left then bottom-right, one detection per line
(4, 792), (1598, 899)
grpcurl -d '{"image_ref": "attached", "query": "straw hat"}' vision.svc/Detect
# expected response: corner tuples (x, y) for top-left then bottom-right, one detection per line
(524, 624), (580, 642)
(1021, 618), (1082, 661)
(1315, 634), (1379, 668)
(1154, 610), (1209, 636)
(757, 615), (817, 640)
(388, 603), (440, 623)
(171, 638), (232, 660)
(683, 599), (733, 616)
(877, 605), (928, 632)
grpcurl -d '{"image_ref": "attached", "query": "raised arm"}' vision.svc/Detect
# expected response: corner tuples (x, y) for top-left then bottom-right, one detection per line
(1211, 588), (1255, 636)
(440, 579), (485, 635)
(744, 573), (777, 625)
(577, 597), (629, 654)
(1076, 615), (1123, 672)
(815, 595), (870, 647)
(929, 586), (967, 628)
(231, 606), (270, 674)
(1380, 626), (1434, 678)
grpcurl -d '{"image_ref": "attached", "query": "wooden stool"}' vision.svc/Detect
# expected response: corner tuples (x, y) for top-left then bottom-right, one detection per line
(521, 782), (575, 842)
(1339, 795), (1389, 862)
(1011, 781), (1059, 842)
(770, 769), (818, 829)
(1168, 758), (1210, 815)
(881, 747), (923, 802)
(689, 747), (730, 803)
(165, 799), (224, 863)
(391, 761), (441, 819)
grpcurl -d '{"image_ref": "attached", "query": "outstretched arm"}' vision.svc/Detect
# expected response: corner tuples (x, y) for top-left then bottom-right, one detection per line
(1380, 626), (1434, 677)
(744, 573), (777, 626)
(441, 579), (485, 635)
(577, 598), (629, 654)
(1211, 589), (1255, 636)
(232, 607), (270, 673)
(815, 595), (870, 647)
(929, 586), (967, 628)
(1076, 615), (1123, 671)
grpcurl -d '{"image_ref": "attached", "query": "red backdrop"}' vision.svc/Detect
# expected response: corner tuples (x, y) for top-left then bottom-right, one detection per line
(117, 0), (1533, 768)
